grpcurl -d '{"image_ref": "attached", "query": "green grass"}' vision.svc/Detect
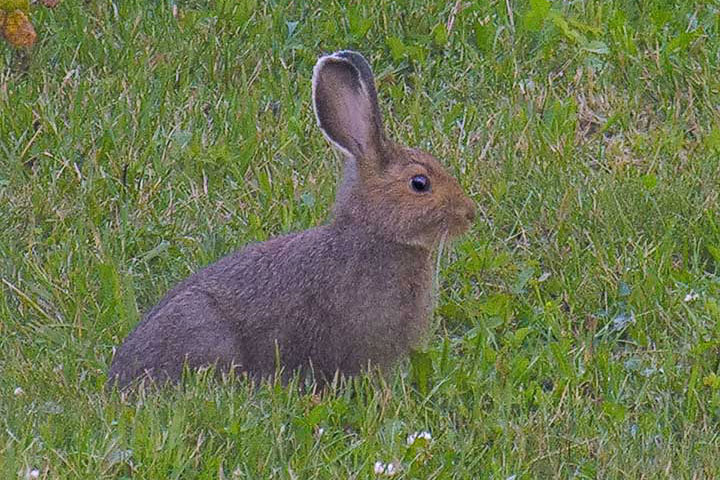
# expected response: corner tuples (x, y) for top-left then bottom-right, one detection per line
(2, 0), (720, 477)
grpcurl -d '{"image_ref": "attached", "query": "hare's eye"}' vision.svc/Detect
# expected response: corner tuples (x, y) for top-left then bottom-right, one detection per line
(410, 175), (430, 193)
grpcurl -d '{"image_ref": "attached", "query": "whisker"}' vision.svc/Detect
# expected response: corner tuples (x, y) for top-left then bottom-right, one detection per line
(434, 231), (448, 298)
(429, 230), (449, 338)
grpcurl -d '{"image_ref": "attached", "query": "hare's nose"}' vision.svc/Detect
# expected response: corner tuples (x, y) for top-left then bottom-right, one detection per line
(464, 200), (476, 223)
(466, 208), (475, 223)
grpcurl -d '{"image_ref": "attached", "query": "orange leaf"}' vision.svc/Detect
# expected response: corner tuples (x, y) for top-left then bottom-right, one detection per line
(3, 9), (36, 47)
(0, 0), (30, 13)
(41, 0), (60, 7)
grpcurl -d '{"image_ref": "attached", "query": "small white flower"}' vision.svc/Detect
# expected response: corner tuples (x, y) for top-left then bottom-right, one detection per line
(28, 469), (40, 479)
(14, 387), (24, 396)
(684, 292), (699, 302)
(374, 461), (399, 477)
(406, 430), (432, 445)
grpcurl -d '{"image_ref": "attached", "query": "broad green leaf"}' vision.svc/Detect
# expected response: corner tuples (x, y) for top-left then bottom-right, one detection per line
(522, 0), (550, 32)
(432, 22), (448, 47)
(474, 21), (493, 53)
(548, 10), (586, 44)
(386, 36), (405, 62)
(410, 349), (433, 396)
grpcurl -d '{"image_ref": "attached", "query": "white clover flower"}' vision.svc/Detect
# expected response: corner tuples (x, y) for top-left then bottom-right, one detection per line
(374, 461), (399, 477)
(684, 292), (699, 302)
(406, 430), (432, 445)
(28, 469), (40, 479)
(14, 387), (24, 396)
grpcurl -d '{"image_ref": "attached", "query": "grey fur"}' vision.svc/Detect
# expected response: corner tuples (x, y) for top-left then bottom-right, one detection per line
(107, 51), (475, 388)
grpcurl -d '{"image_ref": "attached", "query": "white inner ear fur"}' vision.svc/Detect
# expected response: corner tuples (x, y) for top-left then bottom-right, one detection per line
(311, 52), (373, 160)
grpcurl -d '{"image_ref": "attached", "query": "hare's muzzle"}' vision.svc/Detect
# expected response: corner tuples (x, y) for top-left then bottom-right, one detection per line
(464, 200), (476, 223)
(447, 197), (476, 237)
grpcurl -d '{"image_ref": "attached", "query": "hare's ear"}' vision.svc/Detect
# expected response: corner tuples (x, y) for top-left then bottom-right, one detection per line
(312, 51), (385, 166)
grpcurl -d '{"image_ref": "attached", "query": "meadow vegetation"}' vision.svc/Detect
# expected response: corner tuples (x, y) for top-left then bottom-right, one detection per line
(2, 0), (720, 478)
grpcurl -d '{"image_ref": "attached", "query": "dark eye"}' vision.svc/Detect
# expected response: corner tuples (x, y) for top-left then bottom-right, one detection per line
(410, 175), (430, 193)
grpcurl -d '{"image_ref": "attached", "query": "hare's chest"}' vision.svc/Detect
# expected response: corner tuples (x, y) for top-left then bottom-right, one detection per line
(335, 264), (431, 354)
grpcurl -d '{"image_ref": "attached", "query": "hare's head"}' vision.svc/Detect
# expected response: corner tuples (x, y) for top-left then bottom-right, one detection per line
(313, 51), (475, 249)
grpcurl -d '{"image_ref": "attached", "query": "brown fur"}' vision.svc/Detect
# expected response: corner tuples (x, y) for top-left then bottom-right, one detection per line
(107, 51), (475, 388)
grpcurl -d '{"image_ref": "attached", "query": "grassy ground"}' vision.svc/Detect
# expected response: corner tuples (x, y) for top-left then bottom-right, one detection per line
(2, 0), (720, 478)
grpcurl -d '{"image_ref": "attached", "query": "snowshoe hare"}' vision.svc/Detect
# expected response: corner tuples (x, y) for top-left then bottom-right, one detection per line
(108, 50), (476, 388)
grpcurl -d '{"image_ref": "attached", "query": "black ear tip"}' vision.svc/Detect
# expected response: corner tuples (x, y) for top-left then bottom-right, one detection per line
(334, 50), (373, 76)
(313, 54), (359, 86)
(312, 50), (373, 82)
(335, 50), (367, 63)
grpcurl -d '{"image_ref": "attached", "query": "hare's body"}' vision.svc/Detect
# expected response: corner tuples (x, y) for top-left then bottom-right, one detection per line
(109, 224), (432, 386)
(108, 50), (475, 388)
